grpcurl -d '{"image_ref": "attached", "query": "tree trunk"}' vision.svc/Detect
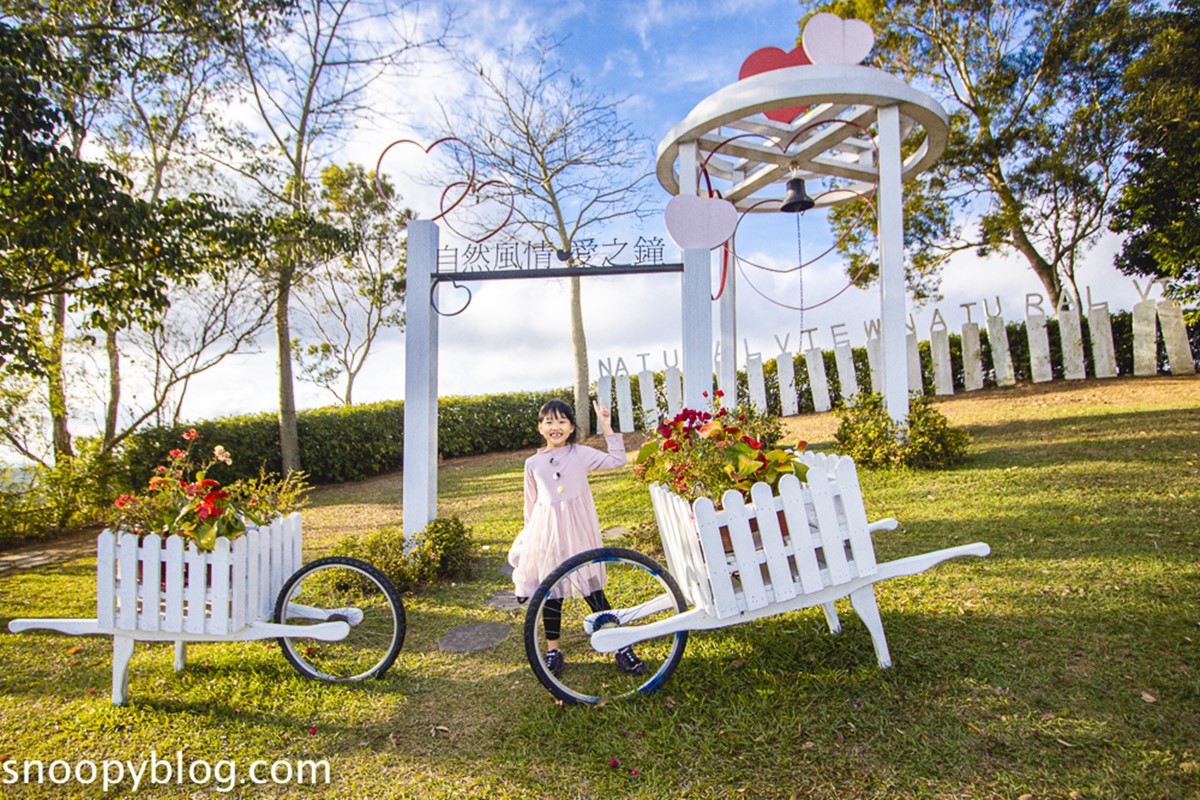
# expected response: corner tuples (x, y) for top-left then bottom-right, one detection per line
(276, 269), (302, 475)
(49, 294), (73, 461)
(569, 275), (590, 435)
(104, 325), (120, 451)
(989, 167), (1062, 308)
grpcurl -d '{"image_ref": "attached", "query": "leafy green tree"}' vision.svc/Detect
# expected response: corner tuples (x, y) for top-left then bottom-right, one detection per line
(293, 163), (407, 406)
(1109, 0), (1200, 306)
(0, 23), (247, 376)
(814, 0), (1150, 308)
(2, 2), (292, 453)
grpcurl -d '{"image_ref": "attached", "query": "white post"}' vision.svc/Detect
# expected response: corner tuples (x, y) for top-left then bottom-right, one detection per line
(682, 247), (713, 410)
(403, 220), (439, 540)
(678, 140), (712, 410)
(718, 169), (742, 401)
(719, 254), (737, 401)
(876, 104), (909, 421)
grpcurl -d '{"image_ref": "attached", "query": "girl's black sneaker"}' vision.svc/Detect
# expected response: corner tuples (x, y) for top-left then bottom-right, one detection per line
(614, 646), (646, 676)
(544, 649), (564, 678)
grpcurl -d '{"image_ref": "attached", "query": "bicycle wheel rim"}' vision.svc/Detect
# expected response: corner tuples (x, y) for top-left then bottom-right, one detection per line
(524, 548), (687, 705)
(275, 558), (405, 682)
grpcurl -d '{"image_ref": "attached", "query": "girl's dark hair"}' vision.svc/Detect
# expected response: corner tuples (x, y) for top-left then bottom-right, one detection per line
(538, 399), (577, 444)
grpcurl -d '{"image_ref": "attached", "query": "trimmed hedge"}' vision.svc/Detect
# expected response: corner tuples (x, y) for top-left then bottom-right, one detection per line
(122, 391), (570, 489)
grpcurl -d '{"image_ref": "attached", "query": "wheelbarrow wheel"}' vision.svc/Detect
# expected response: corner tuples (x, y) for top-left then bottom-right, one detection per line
(524, 547), (688, 705)
(274, 556), (405, 682)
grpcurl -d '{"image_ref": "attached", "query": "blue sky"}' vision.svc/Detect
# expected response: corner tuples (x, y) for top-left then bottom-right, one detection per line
(182, 0), (1152, 421)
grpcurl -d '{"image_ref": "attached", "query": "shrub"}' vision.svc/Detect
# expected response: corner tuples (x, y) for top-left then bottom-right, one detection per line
(833, 393), (904, 467)
(418, 516), (474, 580)
(903, 394), (971, 468)
(834, 392), (969, 469)
(328, 516), (475, 593)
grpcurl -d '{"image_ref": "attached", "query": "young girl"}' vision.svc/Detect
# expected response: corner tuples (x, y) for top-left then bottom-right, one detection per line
(508, 398), (645, 678)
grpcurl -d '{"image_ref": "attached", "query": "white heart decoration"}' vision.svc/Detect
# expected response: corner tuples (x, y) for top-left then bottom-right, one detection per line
(802, 12), (875, 66)
(664, 195), (738, 251)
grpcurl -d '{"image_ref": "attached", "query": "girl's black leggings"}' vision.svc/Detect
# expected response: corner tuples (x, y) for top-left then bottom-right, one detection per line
(542, 590), (609, 641)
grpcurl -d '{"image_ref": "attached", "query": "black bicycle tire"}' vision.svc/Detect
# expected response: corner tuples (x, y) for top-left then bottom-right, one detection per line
(274, 556), (406, 682)
(523, 547), (688, 704)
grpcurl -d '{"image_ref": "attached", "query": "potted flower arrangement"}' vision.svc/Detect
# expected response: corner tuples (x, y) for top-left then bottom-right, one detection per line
(113, 428), (308, 552)
(635, 391), (808, 504)
(635, 392), (809, 552)
(108, 428), (309, 599)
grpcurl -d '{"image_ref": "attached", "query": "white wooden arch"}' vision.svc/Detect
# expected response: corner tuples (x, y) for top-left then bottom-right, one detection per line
(402, 225), (704, 537)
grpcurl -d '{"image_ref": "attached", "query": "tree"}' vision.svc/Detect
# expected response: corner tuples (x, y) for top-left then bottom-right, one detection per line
(0, 5), (288, 462)
(1109, 0), (1200, 305)
(223, 0), (447, 473)
(444, 41), (655, 435)
(293, 163), (407, 406)
(816, 0), (1150, 308)
(0, 22), (254, 375)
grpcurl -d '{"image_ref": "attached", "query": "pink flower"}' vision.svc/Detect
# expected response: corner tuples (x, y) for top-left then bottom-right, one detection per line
(113, 494), (137, 508)
(182, 428), (199, 441)
(609, 758), (619, 768)
(169, 448), (185, 459)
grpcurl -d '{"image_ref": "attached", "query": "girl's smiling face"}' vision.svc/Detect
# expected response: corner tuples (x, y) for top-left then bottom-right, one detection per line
(538, 412), (575, 449)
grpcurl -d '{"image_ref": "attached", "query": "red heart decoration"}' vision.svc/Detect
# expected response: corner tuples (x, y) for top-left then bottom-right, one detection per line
(738, 46), (812, 124)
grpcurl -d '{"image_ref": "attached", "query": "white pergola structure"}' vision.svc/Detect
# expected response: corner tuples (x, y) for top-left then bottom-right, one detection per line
(655, 63), (949, 422)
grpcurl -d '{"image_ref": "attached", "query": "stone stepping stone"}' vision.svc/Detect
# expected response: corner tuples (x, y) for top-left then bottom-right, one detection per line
(484, 591), (524, 612)
(438, 622), (510, 653)
(602, 526), (631, 541)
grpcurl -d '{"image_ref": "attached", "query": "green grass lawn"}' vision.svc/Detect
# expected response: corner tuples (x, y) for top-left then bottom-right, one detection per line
(1, 377), (1197, 798)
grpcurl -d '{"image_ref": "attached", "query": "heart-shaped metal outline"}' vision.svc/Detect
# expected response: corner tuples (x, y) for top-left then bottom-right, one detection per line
(374, 136), (475, 222)
(436, 178), (517, 244)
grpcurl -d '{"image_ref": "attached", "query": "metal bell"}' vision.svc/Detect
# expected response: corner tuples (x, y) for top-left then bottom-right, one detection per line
(780, 177), (815, 213)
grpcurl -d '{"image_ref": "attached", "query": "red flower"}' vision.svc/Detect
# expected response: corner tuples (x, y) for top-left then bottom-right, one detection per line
(715, 390), (724, 398)
(168, 449), (185, 458)
(663, 439), (681, 452)
(182, 428), (199, 441)
(741, 435), (762, 450)
(114, 494), (137, 508)
(195, 501), (223, 521)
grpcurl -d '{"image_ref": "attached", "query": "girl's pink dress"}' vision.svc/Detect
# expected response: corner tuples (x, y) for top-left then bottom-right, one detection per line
(509, 434), (626, 599)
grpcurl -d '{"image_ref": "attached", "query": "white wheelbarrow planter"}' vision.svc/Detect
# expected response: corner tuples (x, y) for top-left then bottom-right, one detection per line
(7, 514), (383, 705)
(522, 452), (992, 704)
